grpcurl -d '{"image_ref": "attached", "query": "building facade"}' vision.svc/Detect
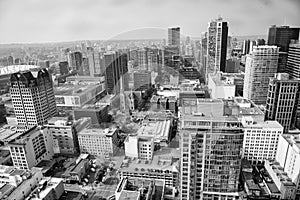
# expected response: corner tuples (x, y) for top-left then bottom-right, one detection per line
(180, 115), (243, 200)
(265, 73), (300, 132)
(243, 46), (279, 105)
(287, 41), (300, 79)
(168, 27), (180, 47)
(241, 116), (283, 165)
(10, 68), (57, 130)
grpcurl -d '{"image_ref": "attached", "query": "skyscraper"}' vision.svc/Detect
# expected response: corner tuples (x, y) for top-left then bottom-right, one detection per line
(87, 47), (95, 77)
(10, 68), (57, 130)
(265, 73), (300, 132)
(168, 27), (180, 47)
(243, 46), (279, 105)
(206, 17), (228, 79)
(268, 25), (300, 72)
(180, 115), (243, 200)
(242, 40), (250, 55)
(286, 41), (300, 79)
(67, 51), (83, 72)
(104, 51), (128, 94)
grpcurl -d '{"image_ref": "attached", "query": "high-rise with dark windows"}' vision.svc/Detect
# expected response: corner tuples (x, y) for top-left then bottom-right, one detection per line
(168, 27), (180, 47)
(268, 25), (300, 72)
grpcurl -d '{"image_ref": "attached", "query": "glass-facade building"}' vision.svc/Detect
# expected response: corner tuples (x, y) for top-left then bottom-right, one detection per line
(180, 115), (243, 200)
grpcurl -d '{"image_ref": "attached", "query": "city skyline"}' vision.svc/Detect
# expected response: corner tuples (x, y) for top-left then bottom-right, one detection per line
(0, 0), (299, 44)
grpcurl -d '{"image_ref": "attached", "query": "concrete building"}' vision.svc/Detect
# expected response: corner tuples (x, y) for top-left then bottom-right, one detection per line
(0, 167), (43, 200)
(150, 95), (177, 113)
(125, 135), (154, 160)
(26, 177), (64, 200)
(181, 98), (224, 116)
(10, 68), (57, 130)
(78, 127), (119, 156)
(74, 104), (109, 125)
(276, 134), (300, 198)
(287, 41), (300, 79)
(241, 116), (283, 165)
(180, 115), (243, 200)
(133, 71), (151, 91)
(61, 154), (89, 183)
(115, 177), (166, 200)
(54, 83), (105, 108)
(206, 17), (228, 78)
(120, 148), (179, 189)
(207, 72), (236, 99)
(45, 117), (91, 154)
(264, 160), (297, 200)
(8, 126), (54, 170)
(265, 73), (300, 133)
(168, 27), (180, 47)
(243, 46), (279, 105)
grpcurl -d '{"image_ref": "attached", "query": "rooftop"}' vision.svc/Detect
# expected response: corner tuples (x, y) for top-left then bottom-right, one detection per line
(0, 65), (40, 76)
(78, 127), (117, 137)
(120, 148), (180, 173)
(27, 177), (63, 200)
(265, 160), (295, 187)
(54, 83), (103, 96)
(135, 120), (171, 142)
(8, 126), (43, 145)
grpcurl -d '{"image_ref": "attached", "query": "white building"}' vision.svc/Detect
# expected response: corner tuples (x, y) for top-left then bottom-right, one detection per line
(78, 127), (119, 156)
(8, 126), (54, 170)
(207, 72), (235, 99)
(276, 134), (300, 198)
(243, 46), (279, 105)
(0, 167), (43, 200)
(241, 116), (283, 165)
(125, 135), (154, 160)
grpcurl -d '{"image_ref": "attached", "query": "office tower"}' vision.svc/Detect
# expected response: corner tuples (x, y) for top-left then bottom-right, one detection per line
(206, 17), (228, 78)
(249, 40), (256, 54)
(137, 48), (148, 70)
(67, 51), (83, 71)
(8, 126), (54, 169)
(242, 40), (250, 55)
(10, 68), (57, 130)
(276, 134), (300, 199)
(58, 61), (69, 75)
(87, 47), (95, 77)
(180, 115), (243, 200)
(287, 41), (300, 79)
(94, 51), (102, 76)
(133, 71), (151, 91)
(265, 73), (300, 132)
(104, 51), (128, 94)
(168, 27), (180, 47)
(241, 116), (283, 165)
(243, 46), (279, 105)
(268, 25), (300, 73)
(0, 103), (7, 125)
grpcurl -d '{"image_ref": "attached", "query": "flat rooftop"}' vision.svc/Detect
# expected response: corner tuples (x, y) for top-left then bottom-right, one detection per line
(8, 126), (42, 145)
(242, 120), (283, 129)
(54, 83), (103, 96)
(78, 127), (117, 137)
(0, 125), (17, 141)
(136, 120), (171, 142)
(120, 148), (179, 173)
(119, 191), (139, 200)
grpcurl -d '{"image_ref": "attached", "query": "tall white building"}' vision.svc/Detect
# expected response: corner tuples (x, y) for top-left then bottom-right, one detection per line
(8, 126), (54, 170)
(206, 17), (228, 80)
(124, 135), (154, 160)
(276, 134), (300, 198)
(10, 68), (57, 131)
(241, 116), (283, 165)
(243, 46), (279, 105)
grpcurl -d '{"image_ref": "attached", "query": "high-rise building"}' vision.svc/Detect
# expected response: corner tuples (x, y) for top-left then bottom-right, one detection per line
(8, 126), (54, 169)
(87, 47), (95, 77)
(168, 27), (180, 47)
(206, 17), (228, 78)
(286, 41), (300, 79)
(265, 73), (300, 132)
(104, 51), (128, 94)
(10, 68), (57, 130)
(58, 61), (69, 75)
(180, 115), (243, 200)
(242, 40), (250, 55)
(67, 51), (83, 72)
(268, 25), (300, 73)
(243, 46), (279, 105)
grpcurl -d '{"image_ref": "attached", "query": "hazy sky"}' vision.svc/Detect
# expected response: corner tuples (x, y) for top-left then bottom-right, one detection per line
(0, 0), (299, 43)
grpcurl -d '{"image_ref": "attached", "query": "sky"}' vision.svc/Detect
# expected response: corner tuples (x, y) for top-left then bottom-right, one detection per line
(0, 0), (299, 44)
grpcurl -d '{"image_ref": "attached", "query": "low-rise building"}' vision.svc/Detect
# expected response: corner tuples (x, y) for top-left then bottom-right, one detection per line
(8, 126), (54, 170)
(125, 136), (154, 160)
(61, 154), (89, 183)
(241, 117), (283, 165)
(0, 167), (43, 200)
(120, 148), (179, 189)
(74, 104), (109, 125)
(207, 72), (236, 99)
(264, 160), (297, 200)
(150, 95), (177, 113)
(45, 117), (91, 154)
(115, 177), (166, 200)
(276, 134), (300, 199)
(78, 127), (119, 156)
